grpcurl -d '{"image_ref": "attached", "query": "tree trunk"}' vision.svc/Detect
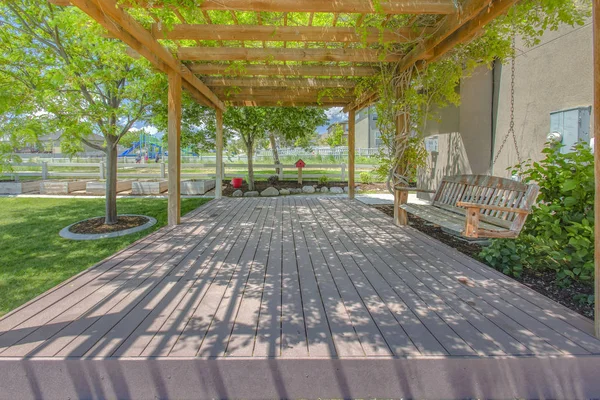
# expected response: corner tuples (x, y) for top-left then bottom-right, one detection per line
(269, 131), (280, 174)
(105, 142), (118, 225)
(246, 141), (255, 191)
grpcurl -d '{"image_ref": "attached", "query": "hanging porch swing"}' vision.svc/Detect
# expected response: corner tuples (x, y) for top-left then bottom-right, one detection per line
(390, 36), (540, 239)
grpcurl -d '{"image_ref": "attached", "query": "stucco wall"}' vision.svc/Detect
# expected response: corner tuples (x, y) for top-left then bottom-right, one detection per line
(417, 19), (592, 198)
(355, 114), (370, 148)
(418, 66), (493, 196)
(492, 20), (593, 175)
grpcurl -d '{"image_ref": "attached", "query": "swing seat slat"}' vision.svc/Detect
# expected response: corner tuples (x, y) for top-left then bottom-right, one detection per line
(396, 174), (539, 239)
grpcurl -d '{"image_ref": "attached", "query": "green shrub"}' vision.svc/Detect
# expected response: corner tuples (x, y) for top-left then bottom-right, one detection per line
(479, 142), (594, 285)
(360, 171), (373, 184)
(318, 175), (329, 185)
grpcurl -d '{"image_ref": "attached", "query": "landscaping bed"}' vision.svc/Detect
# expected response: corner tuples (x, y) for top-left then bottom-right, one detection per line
(69, 215), (149, 234)
(373, 204), (594, 319)
(222, 180), (388, 196)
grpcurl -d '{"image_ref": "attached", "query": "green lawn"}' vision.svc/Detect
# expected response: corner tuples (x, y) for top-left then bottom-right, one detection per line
(0, 197), (210, 317)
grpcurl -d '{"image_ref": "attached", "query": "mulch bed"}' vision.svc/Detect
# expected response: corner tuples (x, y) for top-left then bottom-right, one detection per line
(373, 204), (595, 319)
(222, 180), (388, 196)
(70, 216), (149, 234)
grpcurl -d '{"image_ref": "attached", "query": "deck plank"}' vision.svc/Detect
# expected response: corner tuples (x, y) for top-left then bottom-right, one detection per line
(299, 198), (396, 356)
(200, 198), (272, 357)
(224, 200), (275, 357)
(289, 198), (337, 357)
(306, 198), (444, 356)
(136, 198), (255, 357)
(349, 200), (595, 354)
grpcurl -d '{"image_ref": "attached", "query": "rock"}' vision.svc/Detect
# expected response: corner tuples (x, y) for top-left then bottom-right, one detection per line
(232, 190), (243, 197)
(302, 185), (316, 194)
(330, 187), (344, 194)
(261, 187), (279, 197)
(289, 188), (302, 194)
(344, 186), (349, 193)
(320, 187), (329, 193)
(279, 189), (290, 195)
(244, 191), (259, 197)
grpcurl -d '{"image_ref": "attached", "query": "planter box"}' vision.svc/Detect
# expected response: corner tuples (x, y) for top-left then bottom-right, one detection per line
(181, 179), (215, 195)
(40, 180), (88, 194)
(132, 180), (168, 195)
(0, 181), (40, 194)
(86, 180), (133, 195)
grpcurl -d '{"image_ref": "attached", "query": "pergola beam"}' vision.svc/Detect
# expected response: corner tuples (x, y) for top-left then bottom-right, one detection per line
(227, 101), (351, 107)
(223, 95), (355, 102)
(69, 0), (224, 111)
(51, 0), (458, 14)
(213, 88), (352, 96)
(151, 24), (434, 43)
(178, 47), (403, 63)
(189, 64), (379, 77)
(204, 77), (356, 88)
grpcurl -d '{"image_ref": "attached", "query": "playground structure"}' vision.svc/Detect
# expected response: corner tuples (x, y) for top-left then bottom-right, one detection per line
(119, 132), (197, 159)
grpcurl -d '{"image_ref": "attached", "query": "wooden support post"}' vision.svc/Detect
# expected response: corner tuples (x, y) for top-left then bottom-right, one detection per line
(593, 0), (600, 338)
(168, 71), (182, 226)
(394, 189), (409, 226)
(215, 108), (224, 199)
(348, 108), (356, 199)
(464, 207), (480, 238)
(298, 168), (303, 184)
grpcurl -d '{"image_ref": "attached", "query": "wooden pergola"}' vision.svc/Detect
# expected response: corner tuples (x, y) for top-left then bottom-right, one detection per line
(50, 0), (599, 336)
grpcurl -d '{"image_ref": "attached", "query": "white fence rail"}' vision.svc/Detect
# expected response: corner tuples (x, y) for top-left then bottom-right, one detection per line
(3, 161), (377, 182)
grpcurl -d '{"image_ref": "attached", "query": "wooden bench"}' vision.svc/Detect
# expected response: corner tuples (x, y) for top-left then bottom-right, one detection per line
(396, 175), (539, 239)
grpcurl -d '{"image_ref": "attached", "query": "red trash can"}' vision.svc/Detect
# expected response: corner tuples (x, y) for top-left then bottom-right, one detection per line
(231, 177), (243, 189)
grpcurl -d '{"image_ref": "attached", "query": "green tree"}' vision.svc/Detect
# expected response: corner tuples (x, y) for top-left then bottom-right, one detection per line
(326, 124), (347, 148)
(265, 107), (327, 172)
(0, 1), (164, 224)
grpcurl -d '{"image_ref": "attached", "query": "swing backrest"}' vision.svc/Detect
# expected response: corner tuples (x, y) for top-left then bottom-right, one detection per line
(432, 175), (539, 232)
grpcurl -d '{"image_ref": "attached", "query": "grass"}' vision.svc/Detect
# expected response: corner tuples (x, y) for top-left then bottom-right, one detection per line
(0, 197), (210, 317)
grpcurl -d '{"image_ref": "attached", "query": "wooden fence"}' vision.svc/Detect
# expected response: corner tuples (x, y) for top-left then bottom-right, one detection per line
(3, 161), (377, 182)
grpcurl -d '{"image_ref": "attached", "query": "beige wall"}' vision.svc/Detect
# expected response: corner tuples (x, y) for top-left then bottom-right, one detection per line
(418, 66), (493, 196)
(417, 19), (593, 197)
(493, 19), (592, 175)
(355, 115), (370, 148)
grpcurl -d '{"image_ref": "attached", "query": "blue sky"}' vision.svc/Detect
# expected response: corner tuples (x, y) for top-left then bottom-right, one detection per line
(317, 107), (348, 134)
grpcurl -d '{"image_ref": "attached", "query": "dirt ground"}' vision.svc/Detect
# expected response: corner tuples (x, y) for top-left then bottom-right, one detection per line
(373, 204), (594, 319)
(69, 215), (149, 234)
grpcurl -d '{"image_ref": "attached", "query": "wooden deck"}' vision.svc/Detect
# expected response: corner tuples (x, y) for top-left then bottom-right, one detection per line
(1, 197), (599, 399)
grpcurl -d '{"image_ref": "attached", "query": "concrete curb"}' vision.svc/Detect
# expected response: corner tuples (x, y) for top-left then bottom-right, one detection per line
(59, 214), (157, 241)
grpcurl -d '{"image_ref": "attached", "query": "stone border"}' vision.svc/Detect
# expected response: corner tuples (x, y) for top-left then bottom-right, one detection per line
(59, 214), (157, 241)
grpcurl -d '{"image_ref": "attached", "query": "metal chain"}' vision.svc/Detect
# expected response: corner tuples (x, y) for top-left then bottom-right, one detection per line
(492, 34), (524, 169)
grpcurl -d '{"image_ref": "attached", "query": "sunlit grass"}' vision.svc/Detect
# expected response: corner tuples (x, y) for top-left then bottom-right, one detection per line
(0, 197), (210, 317)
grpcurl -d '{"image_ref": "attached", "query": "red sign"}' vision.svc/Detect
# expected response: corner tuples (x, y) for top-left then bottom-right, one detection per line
(295, 159), (306, 168)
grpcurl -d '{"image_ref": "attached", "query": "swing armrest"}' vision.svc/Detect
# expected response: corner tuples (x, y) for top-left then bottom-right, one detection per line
(456, 202), (531, 214)
(394, 187), (436, 193)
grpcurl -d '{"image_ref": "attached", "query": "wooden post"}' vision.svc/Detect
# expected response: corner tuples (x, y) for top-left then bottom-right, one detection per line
(348, 108), (355, 199)
(394, 189), (409, 226)
(298, 167), (303, 184)
(168, 70), (181, 226)
(215, 108), (223, 199)
(593, 0), (600, 338)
